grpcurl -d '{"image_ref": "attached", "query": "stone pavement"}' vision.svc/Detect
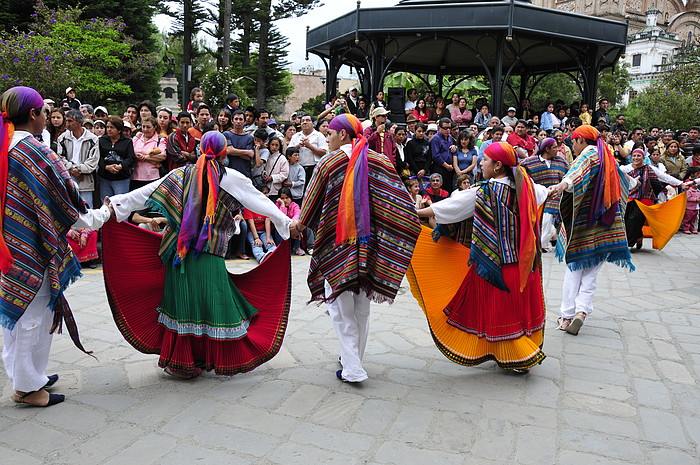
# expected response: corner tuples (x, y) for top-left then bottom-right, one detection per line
(1, 234), (699, 465)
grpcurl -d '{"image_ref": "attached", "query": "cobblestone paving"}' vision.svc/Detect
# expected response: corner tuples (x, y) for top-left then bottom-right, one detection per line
(1, 234), (698, 464)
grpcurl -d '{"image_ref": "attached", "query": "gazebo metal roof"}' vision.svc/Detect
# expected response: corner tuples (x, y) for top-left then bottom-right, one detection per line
(306, 0), (628, 115)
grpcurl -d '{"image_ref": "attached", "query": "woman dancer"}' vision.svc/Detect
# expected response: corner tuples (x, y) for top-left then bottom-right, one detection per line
(410, 142), (548, 372)
(104, 131), (297, 378)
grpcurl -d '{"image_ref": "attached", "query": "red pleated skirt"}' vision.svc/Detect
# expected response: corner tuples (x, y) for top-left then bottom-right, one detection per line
(445, 263), (545, 342)
(101, 219), (292, 375)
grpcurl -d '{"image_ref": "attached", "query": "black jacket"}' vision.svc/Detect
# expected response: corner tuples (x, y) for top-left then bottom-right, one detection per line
(98, 135), (136, 180)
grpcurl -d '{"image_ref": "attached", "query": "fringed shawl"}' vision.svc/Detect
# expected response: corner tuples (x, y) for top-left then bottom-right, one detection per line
(0, 136), (82, 330)
(555, 145), (634, 271)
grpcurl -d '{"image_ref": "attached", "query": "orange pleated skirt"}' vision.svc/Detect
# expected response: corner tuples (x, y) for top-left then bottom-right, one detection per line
(407, 226), (546, 369)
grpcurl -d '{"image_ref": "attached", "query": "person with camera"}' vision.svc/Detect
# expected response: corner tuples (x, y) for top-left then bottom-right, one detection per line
(98, 116), (136, 199)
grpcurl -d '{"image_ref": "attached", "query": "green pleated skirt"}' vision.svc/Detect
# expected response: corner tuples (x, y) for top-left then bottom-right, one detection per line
(157, 252), (258, 340)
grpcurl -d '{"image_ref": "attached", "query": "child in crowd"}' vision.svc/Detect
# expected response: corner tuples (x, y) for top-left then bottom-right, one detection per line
(276, 187), (304, 255)
(252, 128), (270, 188)
(244, 185), (277, 262)
(283, 147), (305, 207)
(283, 146), (313, 254)
(263, 136), (289, 201)
(683, 166), (700, 234)
(406, 178), (433, 228)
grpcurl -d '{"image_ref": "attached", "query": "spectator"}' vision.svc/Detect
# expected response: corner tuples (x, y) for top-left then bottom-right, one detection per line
(345, 86), (360, 115)
(262, 136), (289, 199)
(446, 93), (460, 113)
(130, 115), (167, 190)
(93, 119), (106, 138)
(685, 126), (700, 158)
(540, 102), (557, 131)
(578, 103), (592, 126)
(592, 98), (610, 126)
(412, 98), (429, 123)
(188, 104), (211, 142)
(429, 97), (451, 123)
(137, 100), (157, 131)
(363, 107), (398, 167)
(421, 172), (449, 204)
(124, 104), (139, 128)
(369, 90), (386, 115)
(682, 166), (700, 234)
(404, 88), (419, 115)
(404, 123), (431, 178)
(611, 114), (627, 133)
(223, 93), (240, 113)
(186, 87), (203, 113)
(453, 129), (477, 184)
(289, 112), (327, 188)
(451, 98), (474, 127)
(47, 108), (66, 152)
(356, 98), (370, 122)
(60, 86), (81, 110)
(661, 139), (687, 180)
(223, 110), (255, 178)
(98, 116), (135, 199)
(251, 128), (270, 188)
(507, 119), (537, 159)
(517, 98), (535, 121)
(166, 111), (197, 170)
(157, 107), (175, 137)
(430, 117), (457, 190)
(216, 108), (234, 132)
(501, 106), (518, 127)
(276, 187), (304, 254)
(56, 109), (99, 207)
(245, 185), (277, 263)
(94, 105), (108, 122)
(79, 104), (94, 121)
(473, 104), (492, 130)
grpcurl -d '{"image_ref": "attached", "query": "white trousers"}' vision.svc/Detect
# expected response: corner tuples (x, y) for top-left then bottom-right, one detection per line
(2, 271), (53, 392)
(541, 212), (557, 249)
(559, 263), (603, 319)
(325, 282), (371, 382)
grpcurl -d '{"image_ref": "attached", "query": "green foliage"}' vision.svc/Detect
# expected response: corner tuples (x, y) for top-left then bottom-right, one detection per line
(519, 74), (580, 111)
(299, 93), (326, 116)
(383, 72), (489, 99)
(0, 1), (163, 105)
(598, 63), (631, 107)
(200, 67), (250, 110)
(625, 46), (700, 130)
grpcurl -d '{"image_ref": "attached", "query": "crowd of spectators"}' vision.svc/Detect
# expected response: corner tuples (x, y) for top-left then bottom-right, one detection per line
(42, 85), (700, 263)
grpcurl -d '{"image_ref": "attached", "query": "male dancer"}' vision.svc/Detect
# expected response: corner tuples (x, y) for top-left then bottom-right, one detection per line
(297, 114), (420, 382)
(548, 125), (635, 335)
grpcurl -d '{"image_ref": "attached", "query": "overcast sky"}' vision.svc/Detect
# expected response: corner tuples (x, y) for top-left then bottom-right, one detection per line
(155, 0), (398, 77)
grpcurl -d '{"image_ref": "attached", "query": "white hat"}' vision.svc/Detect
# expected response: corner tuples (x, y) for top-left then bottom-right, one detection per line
(65, 87), (76, 95)
(94, 105), (108, 115)
(123, 121), (133, 129)
(427, 123), (438, 132)
(44, 98), (55, 105)
(507, 106), (516, 112)
(371, 106), (390, 119)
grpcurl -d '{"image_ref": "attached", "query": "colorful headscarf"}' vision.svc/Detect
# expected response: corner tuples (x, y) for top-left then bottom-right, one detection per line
(572, 124), (622, 227)
(174, 130), (226, 264)
(328, 114), (370, 246)
(536, 137), (557, 156)
(0, 86), (45, 273)
(484, 141), (539, 292)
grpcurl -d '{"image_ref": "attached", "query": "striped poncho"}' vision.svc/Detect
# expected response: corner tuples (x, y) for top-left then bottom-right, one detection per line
(555, 146), (634, 271)
(300, 147), (421, 303)
(0, 136), (82, 330)
(520, 155), (570, 215)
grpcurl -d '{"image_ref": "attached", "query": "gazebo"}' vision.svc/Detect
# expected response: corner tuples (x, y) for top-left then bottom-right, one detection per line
(306, 0), (628, 115)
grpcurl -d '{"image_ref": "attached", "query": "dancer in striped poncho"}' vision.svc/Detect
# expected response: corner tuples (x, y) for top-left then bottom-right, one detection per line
(548, 125), (636, 335)
(297, 114), (421, 383)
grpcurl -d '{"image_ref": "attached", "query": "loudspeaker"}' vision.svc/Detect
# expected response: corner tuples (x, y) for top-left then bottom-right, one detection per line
(387, 87), (406, 123)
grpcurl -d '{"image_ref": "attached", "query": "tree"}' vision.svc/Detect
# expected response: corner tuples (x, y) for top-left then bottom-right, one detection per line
(299, 93), (326, 117)
(200, 67), (249, 111)
(159, 32), (216, 96)
(0, 1), (163, 106)
(597, 63), (631, 108)
(625, 45), (700, 130)
(0, 0), (162, 101)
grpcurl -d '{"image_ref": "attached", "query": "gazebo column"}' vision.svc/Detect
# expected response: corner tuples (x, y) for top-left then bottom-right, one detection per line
(326, 54), (342, 103)
(582, 48), (601, 108)
(491, 33), (506, 117)
(370, 41), (386, 97)
(518, 71), (529, 107)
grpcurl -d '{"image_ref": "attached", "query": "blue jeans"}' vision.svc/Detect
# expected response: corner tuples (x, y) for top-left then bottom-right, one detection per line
(246, 231), (277, 262)
(79, 191), (94, 209)
(100, 177), (131, 200)
(229, 220), (249, 256)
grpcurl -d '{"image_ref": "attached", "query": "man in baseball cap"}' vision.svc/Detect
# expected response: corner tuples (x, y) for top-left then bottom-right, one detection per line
(363, 107), (397, 166)
(60, 87), (81, 110)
